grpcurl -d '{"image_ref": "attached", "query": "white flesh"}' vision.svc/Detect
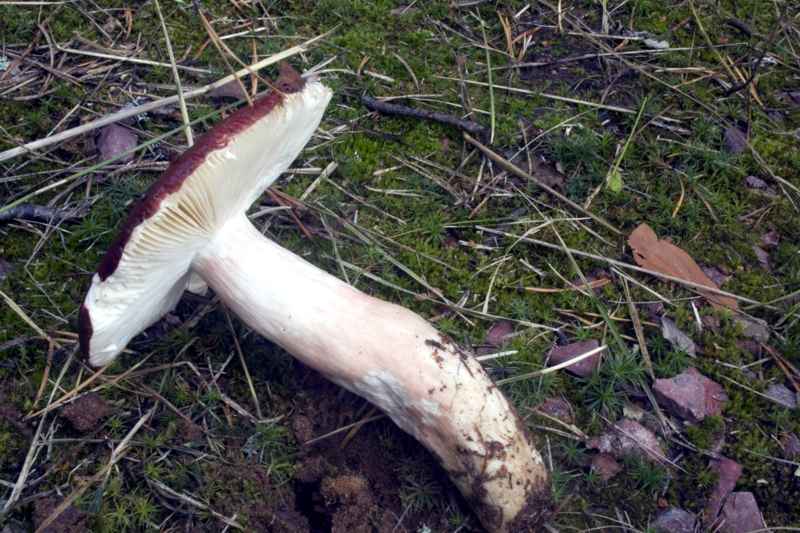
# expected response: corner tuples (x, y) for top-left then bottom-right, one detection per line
(193, 214), (550, 532)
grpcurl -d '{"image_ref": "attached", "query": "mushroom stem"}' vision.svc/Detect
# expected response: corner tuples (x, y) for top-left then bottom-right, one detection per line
(193, 214), (551, 532)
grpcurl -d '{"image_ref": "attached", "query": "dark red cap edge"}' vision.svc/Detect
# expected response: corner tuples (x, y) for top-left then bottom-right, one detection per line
(96, 63), (307, 281)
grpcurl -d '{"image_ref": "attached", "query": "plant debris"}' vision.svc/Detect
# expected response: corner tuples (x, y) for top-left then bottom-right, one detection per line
(660, 316), (697, 357)
(628, 224), (738, 310)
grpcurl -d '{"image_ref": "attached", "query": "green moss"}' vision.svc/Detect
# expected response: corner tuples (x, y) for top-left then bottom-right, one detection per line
(686, 415), (725, 450)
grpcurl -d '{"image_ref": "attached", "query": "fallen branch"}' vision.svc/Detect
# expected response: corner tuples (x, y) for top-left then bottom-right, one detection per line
(0, 203), (87, 224)
(362, 95), (489, 140)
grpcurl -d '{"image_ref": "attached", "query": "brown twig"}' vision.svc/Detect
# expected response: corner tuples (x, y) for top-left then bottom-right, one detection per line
(0, 203), (87, 224)
(362, 95), (490, 141)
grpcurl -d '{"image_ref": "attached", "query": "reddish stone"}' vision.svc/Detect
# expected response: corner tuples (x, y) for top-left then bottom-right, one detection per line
(702, 315), (721, 332)
(536, 397), (574, 423)
(547, 340), (603, 377)
(724, 126), (748, 153)
(484, 320), (514, 347)
(33, 496), (87, 533)
(208, 79), (249, 100)
(642, 302), (665, 320)
(96, 123), (137, 163)
(780, 432), (800, 459)
(701, 265), (731, 287)
(744, 175), (767, 189)
(704, 457), (743, 522)
(653, 367), (728, 423)
(587, 418), (665, 463)
(652, 508), (697, 533)
(760, 230), (779, 249)
(764, 383), (797, 409)
(753, 246), (770, 270)
(61, 393), (111, 432)
(0, 257), (11, 282)
(736, 340), (762, 357)
(734, 316), (770, 342)
(591, 453), (622, 481)
(720, 492), (766, 533)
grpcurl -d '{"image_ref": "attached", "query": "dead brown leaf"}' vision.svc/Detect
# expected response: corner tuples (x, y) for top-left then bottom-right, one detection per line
(628, 224), (738, 311)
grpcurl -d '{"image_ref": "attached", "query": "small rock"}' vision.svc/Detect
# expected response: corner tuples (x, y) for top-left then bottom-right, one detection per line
(536, 397), (574, 423)
(719, 492), (766, 533)
(780, 432), (800, 459)
(587, 418), (665, 462)
(547, 340), (603, 378)
(484, 320), (514, 347)
(292, 415), (314, 443)
(778, 90), (800, 107)
(705, 456), (743, 522)
(752, 246), (770, 270)
(642, 302), (665, 320)
(734, 316), (770, 343)
(96, 123), (137, 163)
(0, 257), (12, 283)
(208, 79), (248, 101)
(61, 393), (111, 432)
(724, 126), (748, 153)
(702, 315), (721, 332)
(530, 158), (566, 190)
(591, 453), (622, 481)
(702, 265), (731, 287)
(33, 496), (87, 533)
(653, 367), (728, 423)
(652, 507), (697, 533)
(179, 418), (203, 442)
(760, 230), (779, 249)
(660, 316), (696, 356)
(736, 340), (763, 357)
(744, 175), (768, 189)
(764, 383), (797, 409)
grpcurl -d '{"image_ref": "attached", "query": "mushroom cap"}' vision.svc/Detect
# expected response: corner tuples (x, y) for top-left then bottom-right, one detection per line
(80, 65), (332, 366)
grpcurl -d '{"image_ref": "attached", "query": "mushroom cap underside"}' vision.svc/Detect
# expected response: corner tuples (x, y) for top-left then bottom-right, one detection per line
(81, 69), (332, 366)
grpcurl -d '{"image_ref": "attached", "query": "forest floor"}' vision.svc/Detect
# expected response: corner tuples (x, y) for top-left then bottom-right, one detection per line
(0, 1), (798, 532)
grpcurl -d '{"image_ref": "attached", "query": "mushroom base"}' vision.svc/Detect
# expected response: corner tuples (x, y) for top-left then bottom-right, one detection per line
(193, 214), (551, 532)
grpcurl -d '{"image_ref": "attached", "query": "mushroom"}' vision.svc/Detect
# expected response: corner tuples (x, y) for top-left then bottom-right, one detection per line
(79, 64), (551, 532)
